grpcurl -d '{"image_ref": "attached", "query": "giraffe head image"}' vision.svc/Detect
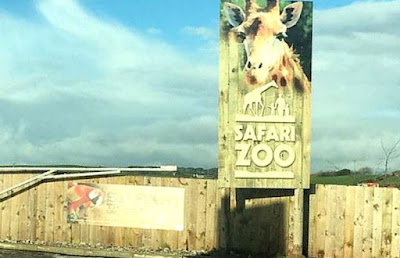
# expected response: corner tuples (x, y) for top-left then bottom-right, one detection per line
(223, 0), (309, 93)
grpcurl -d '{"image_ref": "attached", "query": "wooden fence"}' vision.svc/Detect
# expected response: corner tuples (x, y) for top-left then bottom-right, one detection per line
(0, 173), (399, 257)
(308, 185), (400, 258)
(0, 173), (302, 256)
(0, 174), (222, 251)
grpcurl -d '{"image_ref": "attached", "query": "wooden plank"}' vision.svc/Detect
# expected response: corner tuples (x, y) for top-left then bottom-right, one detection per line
(35, 181), (47, 242)
(0, 174), (4, 240)
(353, 186), (365, 258)
(0, 166), (176, 172)
(0, 174), (11, 240)
(205, 179), (217, 250)
(270, 196), (281, 255)
(287, 192), (295, 255)
(195, 179), (207, 250)
(391, 188), (400, 258)
(53, 181), (64, 244)
(372, 187), (383, 258)
(113, 176), (126, 247)
(344, 186), (356, 258)
(27, 175), (38, 241)
(187, 179), (199, 250)
(44, 181), (55, 243)
(61, 180), (71, 244)
(293, 189), (304, 256)
(334, 186), (346, 258)
(97, 176), (110, 247)
(314, 185), (327, 256)
(217, 187), (229, 250)
(381, 188), (393, 257)
(282, 192), (291, 255)
(9, 174), (20, 240)
(78, 183), (90, 245)
(123, 176), (141, 248)
(162, 177), (179, 251)
(324, 185), (336, 257)
(302, 82), (311, 189)
(141, 177), (153, 249)
(308, 186), (318, 257)
(149, 177), (163, 249)
(227, 30), (240, 189)
(177, 177), (190, 250)
(362, 186), (374, 258)
(88, 177), (101, 246)
(17, 174), (29, 241)
(217, 12), (231, 188)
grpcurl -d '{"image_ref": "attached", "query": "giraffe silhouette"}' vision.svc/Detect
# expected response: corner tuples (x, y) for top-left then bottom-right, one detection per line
(243, 81), (278, 116)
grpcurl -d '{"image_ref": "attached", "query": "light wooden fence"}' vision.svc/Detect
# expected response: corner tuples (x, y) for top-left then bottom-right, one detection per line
(0, 173), (302, 256)
(0, 174), (221, 251)
(1, 174), (399, 257)
(308, 185), (400, 258)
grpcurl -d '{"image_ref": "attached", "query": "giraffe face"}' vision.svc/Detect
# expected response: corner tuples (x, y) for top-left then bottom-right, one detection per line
(224, 1), (303, 87)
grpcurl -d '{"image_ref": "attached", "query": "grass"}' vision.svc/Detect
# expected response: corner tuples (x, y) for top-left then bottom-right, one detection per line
(311, 173), (400, 187)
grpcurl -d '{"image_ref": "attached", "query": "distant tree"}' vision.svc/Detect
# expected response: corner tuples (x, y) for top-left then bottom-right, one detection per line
(380, 138), (400, 174)
(326, 159), (340, 171)
(357, 167), (373, 175)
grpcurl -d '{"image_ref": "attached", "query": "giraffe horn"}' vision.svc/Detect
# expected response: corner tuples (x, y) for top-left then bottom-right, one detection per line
(265, 0), (280, 13)
(245, 0), (260, 15)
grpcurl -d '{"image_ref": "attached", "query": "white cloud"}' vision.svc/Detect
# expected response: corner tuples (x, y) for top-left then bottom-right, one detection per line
(182, 26), (216, 40)
(0, 0), (218, 167)
(311, 0), (400, 172)
(146, 27), (162, 35)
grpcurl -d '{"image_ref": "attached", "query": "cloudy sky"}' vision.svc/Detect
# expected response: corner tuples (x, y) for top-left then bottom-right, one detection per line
(0, 0), (399, 172)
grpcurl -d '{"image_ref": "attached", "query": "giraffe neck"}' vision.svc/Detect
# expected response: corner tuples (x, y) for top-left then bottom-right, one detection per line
(269, 43), (310, 94)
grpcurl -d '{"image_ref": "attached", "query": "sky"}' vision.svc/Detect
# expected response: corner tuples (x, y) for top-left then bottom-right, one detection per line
(0, 0), (399, 172)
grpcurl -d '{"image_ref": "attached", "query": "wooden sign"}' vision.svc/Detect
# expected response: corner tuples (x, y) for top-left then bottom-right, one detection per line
(218, 0), (312, 188)
(66, 182), (185, 230)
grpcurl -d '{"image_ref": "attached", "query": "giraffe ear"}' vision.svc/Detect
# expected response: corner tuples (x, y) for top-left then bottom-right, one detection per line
(223, 2), (246, 28)
(280, 2), (303, 29)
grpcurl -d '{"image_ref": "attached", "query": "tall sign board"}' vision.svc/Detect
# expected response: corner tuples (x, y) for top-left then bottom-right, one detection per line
(218, 0), (312, 188)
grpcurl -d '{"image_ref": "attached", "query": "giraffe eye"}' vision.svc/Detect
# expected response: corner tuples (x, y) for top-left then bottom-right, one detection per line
(236, 32), (246, 42)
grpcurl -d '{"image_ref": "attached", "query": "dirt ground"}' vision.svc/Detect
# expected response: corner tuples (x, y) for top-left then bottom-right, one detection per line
(0, 249), (98, 258)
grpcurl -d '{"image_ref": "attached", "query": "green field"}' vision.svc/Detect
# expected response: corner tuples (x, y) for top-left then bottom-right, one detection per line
(311, 173), (400, 187)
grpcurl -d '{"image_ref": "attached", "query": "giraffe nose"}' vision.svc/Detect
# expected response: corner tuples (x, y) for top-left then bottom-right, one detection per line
(245, 60), (263, 70)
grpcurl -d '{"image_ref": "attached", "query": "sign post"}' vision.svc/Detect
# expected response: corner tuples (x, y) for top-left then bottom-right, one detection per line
(218, 0), (312, 189)
(218, 1), (312, 255)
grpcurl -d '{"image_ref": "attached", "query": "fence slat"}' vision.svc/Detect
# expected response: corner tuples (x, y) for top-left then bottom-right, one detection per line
(205, 179), (217, 250)
(344, 186), (356, 258)
(381, 188), (393, 257)
(325, 185), (336, 257)
(315, 185), (327, 257)
(334, 186), (346, 258)
(372, 187), (383, 257)
(362, 187), (374, 258)
(391, 189), (400, 258)
(0, 174), (11, 240)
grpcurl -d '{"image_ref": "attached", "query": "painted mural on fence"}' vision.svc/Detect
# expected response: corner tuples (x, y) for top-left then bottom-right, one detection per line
(219, 0), (312, 188)
(66, 182), (185, 231)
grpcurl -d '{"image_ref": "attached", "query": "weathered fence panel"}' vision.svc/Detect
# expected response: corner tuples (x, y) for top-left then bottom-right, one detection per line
(1, 175), (398, 257)
(308, 185), (400, 258)
(0, 174), (221, 251)
(0, 173), (301, 256)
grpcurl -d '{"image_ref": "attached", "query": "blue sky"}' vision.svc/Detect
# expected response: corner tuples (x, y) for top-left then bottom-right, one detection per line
(0, 0), (399, 172)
